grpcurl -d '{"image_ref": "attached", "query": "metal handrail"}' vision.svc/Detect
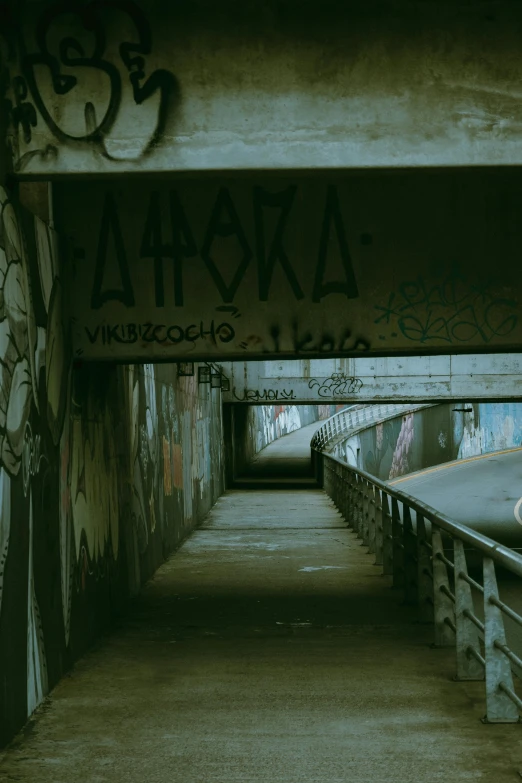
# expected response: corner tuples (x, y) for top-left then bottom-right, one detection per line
(326, 453), (522, 577)
(311, 403), (434, 452)
(313, 448), (522, 724)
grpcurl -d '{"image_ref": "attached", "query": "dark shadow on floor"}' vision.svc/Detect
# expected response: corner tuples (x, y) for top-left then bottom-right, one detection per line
(234, 421), (321, 489)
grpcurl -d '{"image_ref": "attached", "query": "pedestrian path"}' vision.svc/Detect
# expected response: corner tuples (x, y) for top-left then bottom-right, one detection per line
(0, 427), (519, 782)
(235, 419), (321, 487)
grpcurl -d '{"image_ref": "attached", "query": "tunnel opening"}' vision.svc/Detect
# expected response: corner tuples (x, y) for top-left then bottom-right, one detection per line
(1, 344), (522, 777)
(2, 1), (522, 770)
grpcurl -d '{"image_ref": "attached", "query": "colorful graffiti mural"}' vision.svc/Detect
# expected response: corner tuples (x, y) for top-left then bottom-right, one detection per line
(240, 403), (342, 466)
(0, 188), (225, 748)
(0, 184), (66, 723)
(333, 403), (522, 482)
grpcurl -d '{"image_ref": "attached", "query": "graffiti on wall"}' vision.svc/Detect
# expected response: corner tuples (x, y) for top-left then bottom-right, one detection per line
(388, 414), (415, 479)
(67, 180), (372, 359)
(0, 185), (67, 717)
(87, 185), (359, 312)
(232, 388), (296, 402)
(335, 414), (417, 481)
(454, 403), (522, 459)
(3, 0), (179, 172)
(62, 176), (522, 361)
(59, 365), (122, 637)
(308, 373), (363, 398)
(126, 363), (160, 554)
(374, 264), (518, 345)
(0, 190), (227, 746)
(64, 181), (368, 360)
(253, 405), (302, 453)
(246, 403), (341, 460)
(81, 320), (236, 351)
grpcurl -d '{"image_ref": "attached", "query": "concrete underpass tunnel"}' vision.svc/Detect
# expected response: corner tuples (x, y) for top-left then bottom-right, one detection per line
(3, 1), (522, 770)
(1, 351), (522, 779)
(224, 404), (339, 488)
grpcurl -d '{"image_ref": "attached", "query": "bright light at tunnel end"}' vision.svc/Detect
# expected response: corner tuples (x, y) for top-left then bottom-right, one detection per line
(514, 497), (522, 526)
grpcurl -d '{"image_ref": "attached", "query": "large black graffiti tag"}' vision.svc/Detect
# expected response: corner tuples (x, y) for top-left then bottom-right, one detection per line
(254, 185), (303, 301)
(91, 193), (135, 309)
(200, 189), (253, 303)
(13, 0), (178, 166)
(313, 185), (359, 303)
(89, 184), (364, 312)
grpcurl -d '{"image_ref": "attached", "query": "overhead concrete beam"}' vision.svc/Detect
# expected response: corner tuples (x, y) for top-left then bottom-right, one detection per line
(221, 356), (522, 403)
(59, 172), (522, 361)
(6, 1), (522, 175)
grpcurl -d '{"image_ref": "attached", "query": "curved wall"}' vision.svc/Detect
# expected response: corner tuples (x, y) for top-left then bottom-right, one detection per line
(333, 402), (522, 482)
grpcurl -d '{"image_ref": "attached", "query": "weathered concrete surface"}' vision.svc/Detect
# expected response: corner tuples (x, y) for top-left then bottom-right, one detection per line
(223, 355), (522, 403)
(1, 435), (520, 781)
(57, 171), (522, 361)
(327, 400), (522, 486)
(9, 1), (522, 174)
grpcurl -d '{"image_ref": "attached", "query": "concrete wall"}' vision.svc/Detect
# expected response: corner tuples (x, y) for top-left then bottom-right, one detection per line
(222, 356), (522, 403)
(0, 186), (225, 747)
(333, 403), (522, 481)
(453, 403), (522, 459)
(6, 1), (522, 174)
(6, 3), (522, 364)
(55, 173), (522, 362)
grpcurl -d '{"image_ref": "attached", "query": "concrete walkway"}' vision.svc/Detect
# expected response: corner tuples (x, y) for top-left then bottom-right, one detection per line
(236, 420), (321, 486)
(1, 428), (520, 781)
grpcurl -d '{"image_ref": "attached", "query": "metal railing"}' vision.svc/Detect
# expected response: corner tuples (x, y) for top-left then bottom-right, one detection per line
(311, 403), (434, 452)
(314, 450), (522, 724)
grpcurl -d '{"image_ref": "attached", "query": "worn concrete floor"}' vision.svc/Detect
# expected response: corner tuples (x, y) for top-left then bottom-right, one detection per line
(235, 420), (320, 487)
(1, 430), (521, 781)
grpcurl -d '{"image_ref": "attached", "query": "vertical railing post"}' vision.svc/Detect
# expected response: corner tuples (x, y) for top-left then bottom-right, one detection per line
(416, 514), (433, 623)
(368, 483), (377, 555)
(361, 480), (370, 546)
(454, 539), (483, 681)
(338, 464), (343, 513)
(340, 466), (347, 522)
(403, 504), (418, 605)
(374, 488), (384, 566)
(432, 528), (455, 647)
(330, 462), (337, 508)
(382, 492), (393, 575)
(483, 557), (519, 723)
(345, 469), (352, 525)
(391, 497), (404, 588)
(350, 475), (358, 534)
(355, 475), (364, 538)
(345, 468), (351, 523)
(322, 459), (329, 496)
